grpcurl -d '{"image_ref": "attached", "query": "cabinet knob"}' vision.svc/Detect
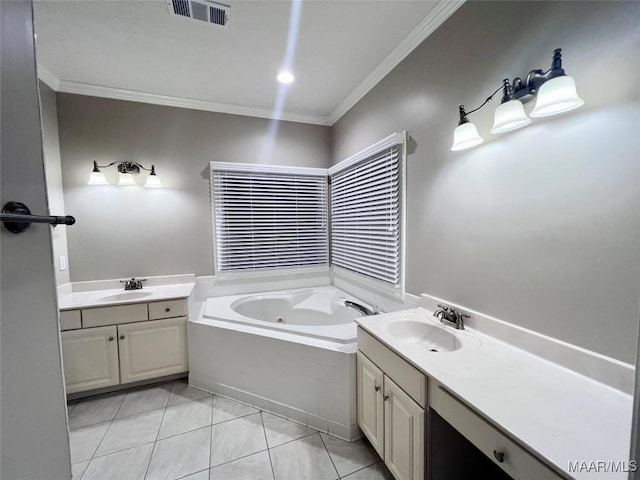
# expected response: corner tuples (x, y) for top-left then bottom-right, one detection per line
(374, 385), (380, 392)
(165, 307), (171, 312)
(119, 335), (125, 340)
(383, 395), (389, 401)
(493, 450), (505, 463)
(108, 336), (114, 342)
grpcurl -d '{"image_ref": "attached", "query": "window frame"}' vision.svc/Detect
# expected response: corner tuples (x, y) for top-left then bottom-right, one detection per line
(210, 161), (329, 278)
(328, 131), (407, 299)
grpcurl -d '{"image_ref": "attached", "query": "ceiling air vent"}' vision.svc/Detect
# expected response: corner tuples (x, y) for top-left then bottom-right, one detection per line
(167, 0), (229, 27)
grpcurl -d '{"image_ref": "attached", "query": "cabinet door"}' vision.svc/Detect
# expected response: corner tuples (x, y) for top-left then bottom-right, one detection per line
(357, 351), (384, 457)
(118, 317), (188, 383)
(61, 326), (119, 394)
(384, 376), (425, 480)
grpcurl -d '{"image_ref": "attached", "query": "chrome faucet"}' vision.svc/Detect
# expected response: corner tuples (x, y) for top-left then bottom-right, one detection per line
(433, 304), (469, 330)
(345, 300), (380, 316)
(120, 277), (146, 290)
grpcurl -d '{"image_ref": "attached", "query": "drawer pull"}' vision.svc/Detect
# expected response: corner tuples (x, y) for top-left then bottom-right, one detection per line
(165, 307), (171, 313)
(374, 385), (380, 392)
(383, 394), (389, 401)
(493, 450), (505, 463)
(119, 335), (125, 340)
(108, 336), (114, 341)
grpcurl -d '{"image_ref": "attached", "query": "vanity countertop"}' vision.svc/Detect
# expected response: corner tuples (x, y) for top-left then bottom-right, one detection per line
(58, 282), (195, 310)
(355, 308), (633, 480)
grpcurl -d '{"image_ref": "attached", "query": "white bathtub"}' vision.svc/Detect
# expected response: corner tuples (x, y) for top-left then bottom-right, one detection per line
(189, 286), (370, 440)
(201, 286), (365, 345)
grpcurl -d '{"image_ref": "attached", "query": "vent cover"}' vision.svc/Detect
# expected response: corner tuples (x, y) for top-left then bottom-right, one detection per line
(167, 0), (229, 27)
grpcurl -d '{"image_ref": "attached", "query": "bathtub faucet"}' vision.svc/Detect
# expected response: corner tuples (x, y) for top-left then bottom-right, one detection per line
(345, 300), (379, 316)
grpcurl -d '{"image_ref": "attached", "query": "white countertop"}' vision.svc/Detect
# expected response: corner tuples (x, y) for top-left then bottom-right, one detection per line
(355, 308), (633, 480)
(58, 283), (195, 310)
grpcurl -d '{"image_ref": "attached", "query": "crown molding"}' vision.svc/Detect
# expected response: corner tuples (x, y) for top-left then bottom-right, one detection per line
(53, 79), (331, 126)
(327, 0), (466, 125)
(36, 64), (60, 90)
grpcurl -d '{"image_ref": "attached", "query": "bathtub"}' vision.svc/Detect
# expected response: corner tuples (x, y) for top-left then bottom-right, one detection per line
(201, 286), (365, 345)
(189, 286), (370, 440)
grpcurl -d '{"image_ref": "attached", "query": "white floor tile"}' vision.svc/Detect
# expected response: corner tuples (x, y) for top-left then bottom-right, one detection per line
(209, 451), (274, 480)
(68, 392), (126, 429)
(179, 470), (210, 480)
(145, 426), (211, 480)
(95, 409), (163, 456)
(82, 443), (153, 480)
(262, 412), (316, 448)
(340, 462), (394, 480)
(211, 395), (258, 425)
(115, 384), (171, 418)
(69, 422), (110, 463)
(210, 413), (267, 467)
(168, 380), (211, 406)
(270, 434), (338, 480)
(158, 396), (212, 439)
(320, 433), (379, 477)
(71, 461), (89, 479)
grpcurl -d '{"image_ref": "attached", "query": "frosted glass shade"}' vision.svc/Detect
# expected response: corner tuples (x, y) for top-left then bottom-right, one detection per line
(530, 76), (584, 117)
(88, 170), (108, 186)
(145, 174), (162, 188)
(451, 122), (484, 151)
(490, 100), (531, 134)
(118, 172), (137, 186)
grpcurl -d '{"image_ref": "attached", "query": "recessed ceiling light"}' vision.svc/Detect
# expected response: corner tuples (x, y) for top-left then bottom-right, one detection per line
(277, 70), (295, 84)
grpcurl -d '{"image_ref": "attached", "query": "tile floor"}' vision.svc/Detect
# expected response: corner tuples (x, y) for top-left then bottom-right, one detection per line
(68, 380), (394, 480)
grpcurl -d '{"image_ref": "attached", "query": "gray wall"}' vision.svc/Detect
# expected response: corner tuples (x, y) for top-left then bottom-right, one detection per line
(1, 1), (71, 478)
(332, 1), (640, 363)
(57, 95), (332, 281)
(40, 81), (71, 286)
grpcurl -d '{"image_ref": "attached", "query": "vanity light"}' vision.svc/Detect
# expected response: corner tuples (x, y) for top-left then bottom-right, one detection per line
(451, 48), (583, 151)
(88, 160), (162, 188)
(88, 161), (109, 186)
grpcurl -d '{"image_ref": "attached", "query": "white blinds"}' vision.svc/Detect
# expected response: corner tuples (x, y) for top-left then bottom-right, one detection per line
(330, 145), (401, 285)
(212, 167), (328, 272)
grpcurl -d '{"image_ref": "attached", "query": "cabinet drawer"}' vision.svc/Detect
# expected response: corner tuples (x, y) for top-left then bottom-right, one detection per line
(60, 309), (82, 330)
(431, 387), (564, 480)
(148, 299), (187, 320)
(357, 327), (426, 407)
(82, 303), (148, 328)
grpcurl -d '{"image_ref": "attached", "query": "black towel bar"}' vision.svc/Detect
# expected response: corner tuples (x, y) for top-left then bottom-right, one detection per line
(1, 201), (75, 234)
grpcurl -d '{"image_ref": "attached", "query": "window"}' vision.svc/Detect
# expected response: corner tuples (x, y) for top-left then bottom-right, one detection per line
(329, 133), (405, 287)
(211, 162), (328, 273)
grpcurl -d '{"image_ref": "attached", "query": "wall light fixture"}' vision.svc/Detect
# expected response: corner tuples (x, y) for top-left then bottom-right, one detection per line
(88, 161), (162, 188)
(451, 48), (583, 151)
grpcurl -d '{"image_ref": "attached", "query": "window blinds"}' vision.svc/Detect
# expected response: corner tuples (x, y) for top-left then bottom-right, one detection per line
(330, 145), (401, 285)
(212, 167), (328, 272)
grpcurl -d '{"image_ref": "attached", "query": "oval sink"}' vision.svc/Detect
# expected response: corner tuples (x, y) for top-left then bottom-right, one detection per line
(100, 291), (153, 302)
(386, 320), (462, 352)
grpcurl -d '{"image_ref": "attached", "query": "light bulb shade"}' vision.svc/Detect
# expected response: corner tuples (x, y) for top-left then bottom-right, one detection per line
(88, 170), (108, 186)
(530, 75), (584, 117)
(118, 172), (137, 186)
(490, 100), (531, 134)
(145, 174), (162, 188)
(451, 122), (484, 151)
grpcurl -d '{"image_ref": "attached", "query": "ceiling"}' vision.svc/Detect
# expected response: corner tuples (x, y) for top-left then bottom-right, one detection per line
(33, 0), (463, 125)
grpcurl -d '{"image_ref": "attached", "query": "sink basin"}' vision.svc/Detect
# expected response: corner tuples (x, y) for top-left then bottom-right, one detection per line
(386, 320), (462, 352)
(99, 291), (153, 302)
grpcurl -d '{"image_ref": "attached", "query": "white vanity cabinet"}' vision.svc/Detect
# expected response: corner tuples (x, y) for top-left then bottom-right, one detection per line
(357, 327), (426, 480)
(61, 325), (120, 394)
(60, 298), (188, 394)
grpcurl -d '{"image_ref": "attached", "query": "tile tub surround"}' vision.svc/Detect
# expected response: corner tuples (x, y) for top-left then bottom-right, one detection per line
(188, 320), (359, 441)
(356, 308), (633, 480)
(68, 379), (390, 480)
(58, 273), (196, 310)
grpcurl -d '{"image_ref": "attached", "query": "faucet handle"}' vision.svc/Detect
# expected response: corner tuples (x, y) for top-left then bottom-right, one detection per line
(437, 304), (451, 312)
